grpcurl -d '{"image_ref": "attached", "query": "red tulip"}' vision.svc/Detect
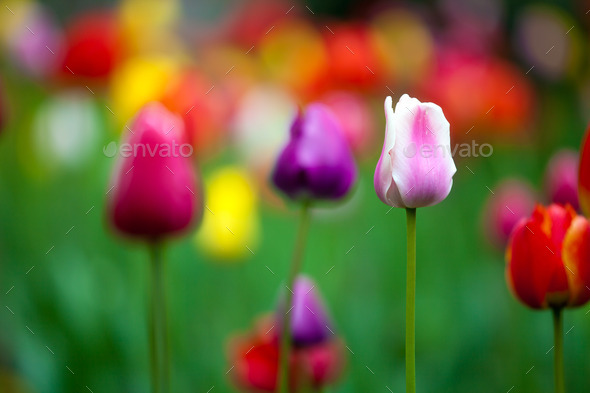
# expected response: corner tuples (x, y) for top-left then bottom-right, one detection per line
(578, 126), (590, 216)
(228, 315), (345, 392)
(506, 204), (590, 309)
(107, 102), (202, 241)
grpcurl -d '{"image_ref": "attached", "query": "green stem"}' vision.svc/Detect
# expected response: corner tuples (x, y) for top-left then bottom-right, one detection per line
(405, 208), (416, 393)
(278, 202), (312, 393)
(552, 307), (565, 393)
(150, 243), (169, 393)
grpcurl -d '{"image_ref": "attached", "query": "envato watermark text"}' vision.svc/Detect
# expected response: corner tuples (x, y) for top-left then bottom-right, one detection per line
(103, 141), (193, 158)
(403, 141), (493, 158)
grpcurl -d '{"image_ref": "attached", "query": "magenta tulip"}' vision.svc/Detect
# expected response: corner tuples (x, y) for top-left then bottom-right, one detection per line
(374, 95), (457, 208)
(107, 102), (201, 242)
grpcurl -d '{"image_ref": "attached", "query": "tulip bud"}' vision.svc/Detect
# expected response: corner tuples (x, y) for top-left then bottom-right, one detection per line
(277, 275), (333, 347)
(545, 149), (579, 211)
(107, 102), (202, 241)
(482, 179), (536, 247)
(506, 204), (590, 309)
(272, 103), (357, 201)
(374, 95), (457, 208)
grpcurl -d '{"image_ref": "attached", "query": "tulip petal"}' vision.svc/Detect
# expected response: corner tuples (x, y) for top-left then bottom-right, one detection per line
(543, 204), (575, 252)
(374, 96), (401, 206)
(562, 216), (590, 306)
(578, 125), (590, 216)
(390, 94), (456, 207)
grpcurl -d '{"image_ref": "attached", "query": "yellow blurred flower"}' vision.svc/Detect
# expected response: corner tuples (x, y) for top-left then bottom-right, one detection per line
(0, 1), (34, 45)
(117, 0), (182, 56)
(196, 166), (259, 261)
(258, 20), (328, 98)
(109, 56), (178, 128)
(370, 9), (434, 86)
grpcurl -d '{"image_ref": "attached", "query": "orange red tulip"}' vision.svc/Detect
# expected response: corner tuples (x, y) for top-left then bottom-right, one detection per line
(506, 204), (590, 309)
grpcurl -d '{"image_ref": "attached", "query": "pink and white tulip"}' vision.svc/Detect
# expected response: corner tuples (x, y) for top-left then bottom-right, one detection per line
(374, 94), (457, 208)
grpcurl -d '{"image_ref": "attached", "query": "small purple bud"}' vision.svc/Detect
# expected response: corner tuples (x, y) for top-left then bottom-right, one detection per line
(272, 104), (357, 201)
(278, 275), (333, 347)
(545, 149), (579, 211)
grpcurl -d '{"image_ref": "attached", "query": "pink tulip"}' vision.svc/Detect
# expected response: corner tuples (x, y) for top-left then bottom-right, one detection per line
(545, 149), (579, 211)
(374, 95), (457, 208)
(107, 102), (201, 242)
(482, 179), (536, 247)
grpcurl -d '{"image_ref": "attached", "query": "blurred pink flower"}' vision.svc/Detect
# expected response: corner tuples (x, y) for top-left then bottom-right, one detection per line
(483, 179), (536, 247)
(545, 149), (579, 211)
(320, 91), (375, 158)
(8, 4), (62, 78)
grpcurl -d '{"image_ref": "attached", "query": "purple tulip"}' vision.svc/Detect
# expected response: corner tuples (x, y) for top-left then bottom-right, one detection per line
(107, 102), (202, 242)
(482, 179), (536, 247)
(277, 275), (333, 347)
(374, 95), (457, 208)
(272, 104), (357, 201)
(545, 149), (579, 211)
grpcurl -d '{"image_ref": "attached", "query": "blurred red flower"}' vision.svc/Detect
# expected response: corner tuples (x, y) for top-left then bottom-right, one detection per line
(160, 69), (228, 159)
(58, 11), (124, 82)
(420, 50), (534, 138)
(227, 316), (345, 392)
(320, 23), (386, 92)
